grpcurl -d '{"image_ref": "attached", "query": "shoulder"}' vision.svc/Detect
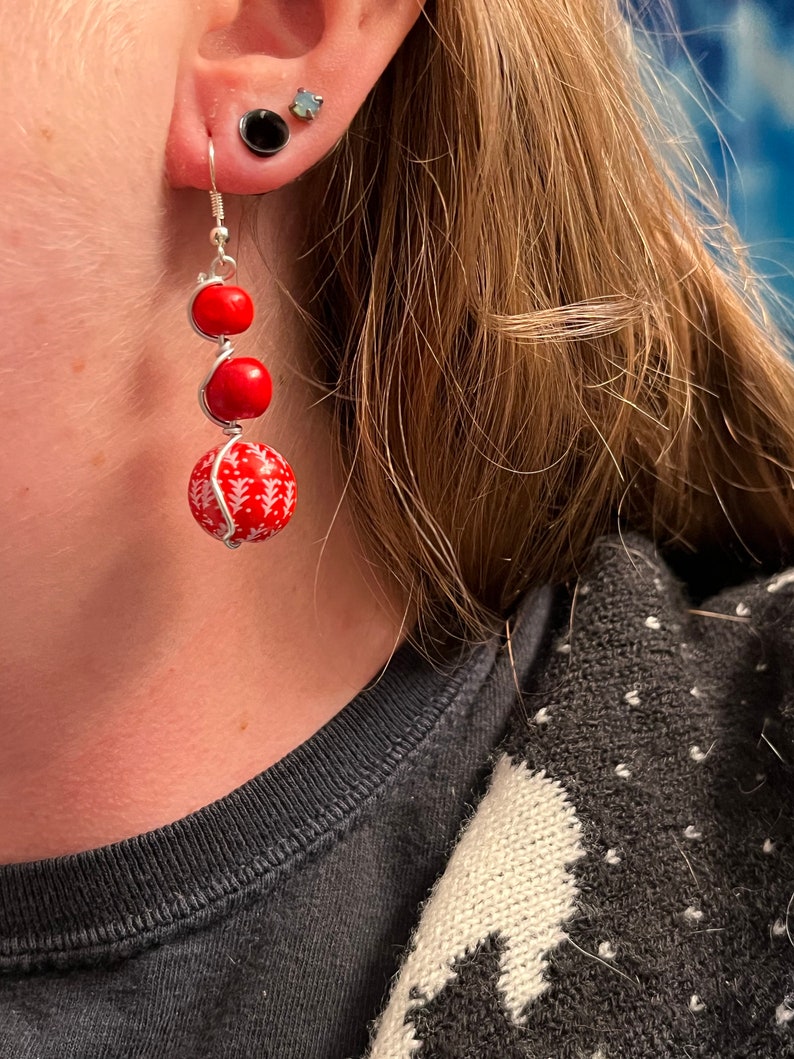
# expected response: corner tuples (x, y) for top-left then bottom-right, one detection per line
(515, 531), (794, 770)
(367, 535), (794, 1057)
(500, 532), (794, 1054)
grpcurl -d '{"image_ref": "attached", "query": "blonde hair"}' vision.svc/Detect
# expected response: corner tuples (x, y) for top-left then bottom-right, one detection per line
(288, 0), (794, 651)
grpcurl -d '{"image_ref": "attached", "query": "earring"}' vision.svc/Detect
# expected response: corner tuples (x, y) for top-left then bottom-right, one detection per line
(186, 138), (297, 548)
(289, 88), (323, 122)
(239, 109), (290, 156)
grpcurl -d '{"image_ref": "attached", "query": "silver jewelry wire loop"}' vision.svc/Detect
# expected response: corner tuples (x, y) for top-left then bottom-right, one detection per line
(205, 136), (229, 273)
(211, 433), (244, 549)
(200, 137), (243, 549)
(207, 137), (227, 261)
(198, 340), (238, 429)
(208, 137), (218, 192)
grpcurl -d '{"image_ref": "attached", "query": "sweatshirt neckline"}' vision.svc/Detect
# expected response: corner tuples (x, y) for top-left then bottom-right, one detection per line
(1, 584), (554, 970)
(0, 587), (551, 972)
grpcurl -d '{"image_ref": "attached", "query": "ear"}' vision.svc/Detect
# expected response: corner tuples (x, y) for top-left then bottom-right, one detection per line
(166, 0), (425, 194)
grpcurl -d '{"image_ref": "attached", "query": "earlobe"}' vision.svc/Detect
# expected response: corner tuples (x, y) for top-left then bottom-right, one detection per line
(165, 0), (426, 196)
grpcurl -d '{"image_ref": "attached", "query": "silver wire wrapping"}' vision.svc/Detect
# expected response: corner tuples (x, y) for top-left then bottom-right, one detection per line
(210, 431), (244, 549)
(188, 137), (243, 549)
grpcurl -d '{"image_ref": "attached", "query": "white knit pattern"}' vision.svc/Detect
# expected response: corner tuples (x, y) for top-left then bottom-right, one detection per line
(367, 754), (585, 1058)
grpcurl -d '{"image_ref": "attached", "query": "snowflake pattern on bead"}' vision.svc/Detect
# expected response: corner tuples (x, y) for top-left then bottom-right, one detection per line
(188, 440), (297, 543)
(227, 476), (253, 515)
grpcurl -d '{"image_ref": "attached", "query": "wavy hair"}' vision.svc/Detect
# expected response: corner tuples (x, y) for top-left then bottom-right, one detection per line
(272, 0), (794, 651)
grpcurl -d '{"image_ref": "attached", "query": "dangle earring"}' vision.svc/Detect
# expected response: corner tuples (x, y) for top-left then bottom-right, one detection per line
(186, 138), (297, 548)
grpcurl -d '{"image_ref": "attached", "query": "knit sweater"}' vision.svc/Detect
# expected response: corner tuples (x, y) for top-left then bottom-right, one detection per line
(1, 534), (792, 1058)
(367, 534), (794, 1058)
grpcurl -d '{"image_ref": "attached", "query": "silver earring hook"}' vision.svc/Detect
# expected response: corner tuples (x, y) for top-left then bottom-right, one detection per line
(206, 136), (229, 262)
(207, 136), (225, 231)
(208, 136), (218, 192)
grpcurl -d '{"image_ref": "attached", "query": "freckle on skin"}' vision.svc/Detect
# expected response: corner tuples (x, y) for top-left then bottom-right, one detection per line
(240, 719), (249, 731)
(91, 451), (106, 468)
(17, 486), (30, 501)
(39, 126), (54, 141)
(72, 357), (86, 374)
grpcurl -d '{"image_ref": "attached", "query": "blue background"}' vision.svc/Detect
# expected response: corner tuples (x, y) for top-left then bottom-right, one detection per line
(648, 0), (794, 307)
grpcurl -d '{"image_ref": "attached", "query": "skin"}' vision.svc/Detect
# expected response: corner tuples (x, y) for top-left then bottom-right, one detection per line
(0, 0), (423, 863)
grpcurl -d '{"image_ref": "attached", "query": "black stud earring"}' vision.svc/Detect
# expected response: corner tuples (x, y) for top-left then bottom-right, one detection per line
(238, 110), (291, 156)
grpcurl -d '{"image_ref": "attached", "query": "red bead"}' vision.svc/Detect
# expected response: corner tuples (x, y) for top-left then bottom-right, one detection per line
(204, 357), (272, 422)
(191, 284), (254, 337)
(188, 441), (297, 544)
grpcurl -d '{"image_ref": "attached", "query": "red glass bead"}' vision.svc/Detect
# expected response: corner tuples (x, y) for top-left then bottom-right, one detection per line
(191, 284), (254, 337)
(188, 441), (297, 544)
(204, 357), (272, 422)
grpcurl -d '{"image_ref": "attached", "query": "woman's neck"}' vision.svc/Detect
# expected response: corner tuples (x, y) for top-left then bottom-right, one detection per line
(0, 192), (408, 865)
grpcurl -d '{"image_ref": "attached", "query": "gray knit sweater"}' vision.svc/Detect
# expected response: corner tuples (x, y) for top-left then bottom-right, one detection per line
(366, 534), (794, 1058)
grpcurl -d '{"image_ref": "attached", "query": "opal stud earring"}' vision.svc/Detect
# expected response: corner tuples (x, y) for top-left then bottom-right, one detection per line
(289, 88), (323, 122)
(238, 109), (291, 156)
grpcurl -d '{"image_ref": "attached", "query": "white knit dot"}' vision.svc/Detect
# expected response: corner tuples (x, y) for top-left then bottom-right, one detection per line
(683, 906), (704, 923)
(645, 615), (661, 630)
(689, 745), (706, 762)
(689, 994), (706, 1013)
(768, 570), (794, 594)
(624, 689), (641, 706)
(772, 919), (788, 938)
(555, 639), (571, 655)
(614, 763), (631, 779)
(763, 838), (776, 854)
(683, 825), (703, 841)
(604, 848), (622, 865)
(735, 602), (751, 617)
(776, 1000), (794, 1026)
(756, 661), (768, 672)
(533, 707), (550, 725)
(689, 686), (702, 699)
(597, 941), (616, 960)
